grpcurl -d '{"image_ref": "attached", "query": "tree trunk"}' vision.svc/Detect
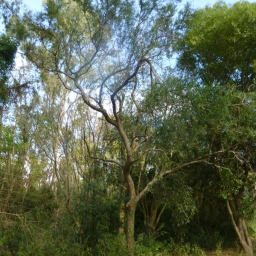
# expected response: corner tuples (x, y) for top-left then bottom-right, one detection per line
(124, 169), (138, 256)
(140, 196), (166, 238)
(226, 200), (254, 256)
(126, 201), (136, 256)
(238, 218), (254, 256)
(119, 201), (125, 234)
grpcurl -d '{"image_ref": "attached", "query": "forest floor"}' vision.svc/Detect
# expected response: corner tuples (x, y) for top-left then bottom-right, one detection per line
(205, 249), (246, 256)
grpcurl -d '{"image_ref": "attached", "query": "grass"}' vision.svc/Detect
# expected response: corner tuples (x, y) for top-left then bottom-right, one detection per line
(205, 249), (246, 256)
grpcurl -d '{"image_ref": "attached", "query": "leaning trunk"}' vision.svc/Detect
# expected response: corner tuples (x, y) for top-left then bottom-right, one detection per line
(226, 200), (253, 256)
(237, 218), (254, 256)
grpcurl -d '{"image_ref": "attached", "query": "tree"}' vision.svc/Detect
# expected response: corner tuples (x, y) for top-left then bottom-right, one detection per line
(0, 32), (30, 126)
(186, 85), (256, 256)
(176, 3), (256, 255)
(138, 171), (197, 239)
(0, 34), (16, 119)
(0, 34), (16, 82)
(176, 1), (256, 90)
(7, 0), (209, 254)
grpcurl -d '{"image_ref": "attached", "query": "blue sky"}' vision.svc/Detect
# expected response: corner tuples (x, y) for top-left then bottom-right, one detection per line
(0, 0), (253, 32)
(22, 0), (254, 11)
(23, 0), (43, 11)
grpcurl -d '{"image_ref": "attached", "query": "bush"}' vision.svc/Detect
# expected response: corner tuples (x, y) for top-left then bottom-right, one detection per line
(134, 234), (206, 256)
(167, 239), (206, 256)
(135, 233), (168, 256)
(94, 234), (128, 256)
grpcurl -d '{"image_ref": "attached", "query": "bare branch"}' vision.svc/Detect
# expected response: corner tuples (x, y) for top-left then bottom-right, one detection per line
(74, 80), (117, 126)
(111, 58), (145, 119)
(99, 68), (127, 106)
(137, 158), (210, 202)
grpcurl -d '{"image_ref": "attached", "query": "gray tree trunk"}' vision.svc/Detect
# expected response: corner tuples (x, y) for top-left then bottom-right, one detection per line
(226, 200), (253, 256)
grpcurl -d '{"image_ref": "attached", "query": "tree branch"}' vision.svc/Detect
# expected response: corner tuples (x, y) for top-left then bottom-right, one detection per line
(83, 131), (122, 167)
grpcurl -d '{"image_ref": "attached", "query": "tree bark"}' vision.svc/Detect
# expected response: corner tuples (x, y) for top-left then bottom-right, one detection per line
(124, 167), (138, 256)
(140, 196), (166, 238)
(126, 201), (136, 256)
(226, 200), (253, 256)
(119, 200), (125, 234)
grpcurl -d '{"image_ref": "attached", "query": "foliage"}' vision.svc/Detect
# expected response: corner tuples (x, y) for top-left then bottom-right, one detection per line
(76, 177), (121, 250)
(135, 236), (206, 256)
(167, 239), (206, 256)
(23, 185), (57, 224)
(0, 34), (16, 79)
(0, 33), (17, 102)
(191, 84), (256, 199)
(0, 220), (87, 256)
(1, 0), (256, 255)
(185, 84), (256, 255)
(176, 1), (256, 89)
(94, 234), (129, 256)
